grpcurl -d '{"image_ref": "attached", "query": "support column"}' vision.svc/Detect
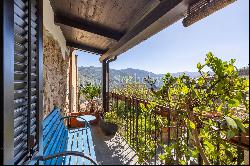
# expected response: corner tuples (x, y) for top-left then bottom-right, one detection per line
(69, 50), (73, 113)
(107, 61), (110, 112)
(75, 54), (78, 112)
(102, 56), (117, 113)
(69, 49), (78, 113)
(102, 60), (109, 113)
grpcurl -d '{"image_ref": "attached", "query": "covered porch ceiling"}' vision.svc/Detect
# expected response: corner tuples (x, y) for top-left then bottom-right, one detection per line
(50, 0), (236, 61)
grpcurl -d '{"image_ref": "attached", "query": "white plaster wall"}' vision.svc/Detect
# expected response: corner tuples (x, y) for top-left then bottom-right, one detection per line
(43, 0), (69, 59)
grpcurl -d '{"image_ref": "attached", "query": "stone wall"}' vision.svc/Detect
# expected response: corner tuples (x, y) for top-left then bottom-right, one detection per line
(43, 29), (70, 118)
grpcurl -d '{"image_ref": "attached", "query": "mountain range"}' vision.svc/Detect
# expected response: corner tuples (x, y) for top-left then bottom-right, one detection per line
(78, 66), (202, 89)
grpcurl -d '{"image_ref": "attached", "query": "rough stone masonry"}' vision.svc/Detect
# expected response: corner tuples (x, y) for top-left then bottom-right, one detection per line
(43, 29), (70, 118)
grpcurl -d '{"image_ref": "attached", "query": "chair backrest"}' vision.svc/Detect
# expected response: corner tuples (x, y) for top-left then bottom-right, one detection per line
(43, 108), (68, 164)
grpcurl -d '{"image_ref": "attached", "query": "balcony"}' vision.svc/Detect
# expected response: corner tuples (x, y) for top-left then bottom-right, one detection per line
(1, 0), (248, 165)
(62, 91), (248, 165)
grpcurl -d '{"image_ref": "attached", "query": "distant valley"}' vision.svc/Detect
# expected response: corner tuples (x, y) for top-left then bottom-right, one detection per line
(78, 66), (202, 89)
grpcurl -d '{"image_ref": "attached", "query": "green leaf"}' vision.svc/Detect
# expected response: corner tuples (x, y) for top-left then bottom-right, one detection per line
(225, 116), (238, 129)
(191, 149), (199, 157)
(139, 103), (146, 112)
(197, 63), (202, 70)
(234, 118), (246, 133)
(227, 130), (235, 139)
(159, 154), (165, 161)
(228, 99), (240, 107)
(227, 65), (234, 74)
(182, 86), (189, 94)
(180, 160), (186, 165)
(204, 141), (214, 151)
(188, 120), (196, 129)
(217, 103), (223, 112)
(225, 150), (233, 159)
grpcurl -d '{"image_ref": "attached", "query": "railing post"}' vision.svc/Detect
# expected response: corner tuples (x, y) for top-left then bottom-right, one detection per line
(129, 97), (132, 145)
(167, 107), (171, 146)
(125, 97), (128, 139)
(132, 98), (135, 148)
(144, 100), (147, 155)
(154, 107), (157, 164)
(216, 121), (220, 165)
(237, 130), (243, 165)
(198, 123), (203, 165)
(135, 99), (139, 152)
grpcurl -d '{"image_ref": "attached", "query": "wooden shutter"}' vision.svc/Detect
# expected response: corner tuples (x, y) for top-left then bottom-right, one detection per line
(14, 0), (42, 164)
(1, 0), (15, 165)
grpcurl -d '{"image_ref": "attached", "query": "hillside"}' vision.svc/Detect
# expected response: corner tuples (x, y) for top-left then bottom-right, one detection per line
(78, 66), (201, 89)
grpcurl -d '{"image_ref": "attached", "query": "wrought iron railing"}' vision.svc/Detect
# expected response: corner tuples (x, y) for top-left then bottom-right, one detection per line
(108, 92), (247, 165)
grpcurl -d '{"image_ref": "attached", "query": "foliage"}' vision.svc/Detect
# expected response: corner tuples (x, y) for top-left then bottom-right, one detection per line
(80, 82), (101, 100)
(79, 82), (101, 113)
(112, 82), (154, 100)
(148, 52), (249, 165)
(110, 53), (249, 165)
(103, 111), (119, 124)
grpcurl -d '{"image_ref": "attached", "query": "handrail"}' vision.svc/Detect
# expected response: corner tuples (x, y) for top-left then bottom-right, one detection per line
(108, 92), (170, 116)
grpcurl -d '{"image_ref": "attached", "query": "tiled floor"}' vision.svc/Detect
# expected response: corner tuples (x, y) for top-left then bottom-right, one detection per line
(91, 124), (140, 165)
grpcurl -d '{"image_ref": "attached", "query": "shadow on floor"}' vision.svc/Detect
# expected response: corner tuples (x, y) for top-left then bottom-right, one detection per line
(91, 124), (139, 165)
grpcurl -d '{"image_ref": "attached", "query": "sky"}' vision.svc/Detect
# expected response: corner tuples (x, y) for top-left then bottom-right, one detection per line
(77, 0), (249, 74)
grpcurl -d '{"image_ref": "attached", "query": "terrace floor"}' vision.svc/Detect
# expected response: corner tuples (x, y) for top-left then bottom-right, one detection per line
(91, 124), (140, 165)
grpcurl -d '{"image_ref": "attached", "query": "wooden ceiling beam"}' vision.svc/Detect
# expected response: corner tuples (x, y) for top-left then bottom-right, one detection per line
(55, 14), (124, 41)
(66, 41), (108, 55)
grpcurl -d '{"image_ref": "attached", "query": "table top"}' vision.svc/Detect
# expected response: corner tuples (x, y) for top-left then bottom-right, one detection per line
(76, 115), (96, 122)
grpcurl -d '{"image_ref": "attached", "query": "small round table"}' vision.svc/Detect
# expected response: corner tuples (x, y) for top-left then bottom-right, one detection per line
(76, 115), (96, 129)
(77, 115), (96, 122)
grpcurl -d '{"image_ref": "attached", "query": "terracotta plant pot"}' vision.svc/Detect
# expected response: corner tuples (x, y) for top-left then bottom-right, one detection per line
(68, 111), (99, 128)
(68, 112), (85, 128)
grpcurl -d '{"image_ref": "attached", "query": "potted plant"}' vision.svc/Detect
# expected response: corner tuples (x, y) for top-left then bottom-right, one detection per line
(80, 82), (101, 109)
(99, 111), (119, 135)
(79, 83), (101, 124)
(70, 83), (101, 126)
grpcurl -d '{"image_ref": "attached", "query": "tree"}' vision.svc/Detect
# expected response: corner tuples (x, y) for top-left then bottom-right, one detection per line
(79, 82), (101, 113)
(147, 52), (249, 164)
